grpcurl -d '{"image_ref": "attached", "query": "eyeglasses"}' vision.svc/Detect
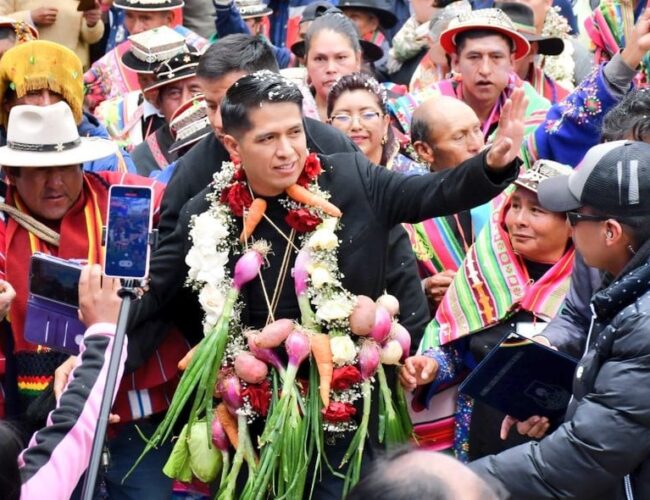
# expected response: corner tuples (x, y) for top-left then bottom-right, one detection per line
(566, 211), (611, 227)
(329, 111), (383, 127)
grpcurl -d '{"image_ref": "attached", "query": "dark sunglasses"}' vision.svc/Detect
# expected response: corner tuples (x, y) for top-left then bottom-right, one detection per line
(566, 211), (611, 227)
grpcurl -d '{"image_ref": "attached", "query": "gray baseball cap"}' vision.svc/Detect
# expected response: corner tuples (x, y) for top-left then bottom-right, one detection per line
(537, 141), (650, 216)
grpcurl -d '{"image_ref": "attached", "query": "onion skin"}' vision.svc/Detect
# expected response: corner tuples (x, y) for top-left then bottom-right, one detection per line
(255, 319), (295, 348)
(234, 352), (269, 384)
(380, 340), (403, 365)
(390, 322), (412, 360)
(359, 340), (381, 380)
(369, 306), (392, 345)
(349, 295), (377, 336)
(376, 294), (400, 317)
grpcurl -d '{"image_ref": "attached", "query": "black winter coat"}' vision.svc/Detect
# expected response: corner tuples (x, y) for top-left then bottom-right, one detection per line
(471, 241), (650, 500)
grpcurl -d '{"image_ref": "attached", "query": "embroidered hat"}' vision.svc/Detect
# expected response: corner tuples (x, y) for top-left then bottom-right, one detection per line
(439, 8), (531, 60)
(514, 159), (572, 195)
(0, 102), (117, 167)
(235, 0), (272, 19)
(169, 95), (211, 153)
(0, 40), (84, 126)
(113, 0), (184, 11)
(538, 141), (650, 216)
(121, 26), (187, 74)
(426, 0), (472, 42)
(144, 47), (200, 91)
(338, 0), (398, 29)
(495, 2), (564, 56)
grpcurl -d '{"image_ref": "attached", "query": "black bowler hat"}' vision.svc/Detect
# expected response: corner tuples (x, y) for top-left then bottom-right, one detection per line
(300, 1), (336, 23)
(496, 2), (565, 56)
(338, 0), (397, 29)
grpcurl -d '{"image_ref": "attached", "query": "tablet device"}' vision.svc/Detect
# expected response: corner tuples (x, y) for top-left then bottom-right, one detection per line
(459, 333), (578, 422)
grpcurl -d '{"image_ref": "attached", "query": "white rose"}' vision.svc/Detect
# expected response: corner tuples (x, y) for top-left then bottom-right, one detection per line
(199, 283), (226, 335)
(316, 297), (354, 322)
(185, 246), (203, 281)
(319, 217), (339, 232)
(195, 251), (229, 284)
(330, 335), (357, 366)
(307, 229), (339, 251)
(309, 264), (335, 288)
(190, 212), (229, 251)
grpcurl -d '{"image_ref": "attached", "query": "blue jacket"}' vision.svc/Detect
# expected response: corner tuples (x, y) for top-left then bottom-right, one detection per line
(78, 112), (137, 174)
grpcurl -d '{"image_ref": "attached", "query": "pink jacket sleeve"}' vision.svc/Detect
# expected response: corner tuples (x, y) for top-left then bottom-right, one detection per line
(18, 322), (127, 500)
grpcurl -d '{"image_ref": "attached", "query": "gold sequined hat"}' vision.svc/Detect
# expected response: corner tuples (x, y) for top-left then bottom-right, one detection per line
(439, 8), (531, 60)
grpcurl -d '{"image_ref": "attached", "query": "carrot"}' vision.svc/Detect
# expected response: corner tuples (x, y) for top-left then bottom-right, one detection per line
(215, 402), (239, 449)
(310, 333), (333, 408)
(239, 198), (267, 242)
(177, 345), (198, 371)
(285, 184), (342, 218)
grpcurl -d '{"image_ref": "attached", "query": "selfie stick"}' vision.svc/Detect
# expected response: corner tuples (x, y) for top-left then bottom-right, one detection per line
(81, 229), (158, 500)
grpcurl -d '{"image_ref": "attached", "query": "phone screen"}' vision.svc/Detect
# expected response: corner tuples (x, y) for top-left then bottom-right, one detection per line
(30, 256), (82, 307)
(104, 185), (153, 279)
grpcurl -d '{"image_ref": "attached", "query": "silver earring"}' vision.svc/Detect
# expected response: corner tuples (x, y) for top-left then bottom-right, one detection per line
(606, 231), (613, 239)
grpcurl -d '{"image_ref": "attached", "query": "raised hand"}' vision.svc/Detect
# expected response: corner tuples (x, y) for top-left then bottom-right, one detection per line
(621, 7), (650, 69)
(486, 86), (527, 172)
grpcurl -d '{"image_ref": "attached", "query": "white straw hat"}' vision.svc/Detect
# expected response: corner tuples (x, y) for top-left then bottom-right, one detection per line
(0, 102), (117, 167)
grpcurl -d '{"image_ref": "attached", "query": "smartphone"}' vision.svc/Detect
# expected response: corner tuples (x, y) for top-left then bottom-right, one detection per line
(30, 254), (83, 307)
(104, 185), (153, 279)
(25, 254), (85, 354)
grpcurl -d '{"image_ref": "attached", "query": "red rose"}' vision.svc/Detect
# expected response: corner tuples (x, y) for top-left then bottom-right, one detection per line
(221, 182), (252, 217)
(322, 401), (357, 423)
(297, 153), (322, 186)
(330, 366), (362, 391)
(285, 208), (322, 233)
(233, 167), (246, 181)
(242, 379), (271, 417)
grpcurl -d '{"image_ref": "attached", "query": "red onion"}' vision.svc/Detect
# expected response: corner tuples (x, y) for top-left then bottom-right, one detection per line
(390, 322), (411, 361)
(359, 341), (381, 380)
(369, 306), (392, 345)
(211, 415), (230, 451)
(285, 329), (311, 367)
(376, 294), (400, 317)
(233, 245), (266, 290)
(292, 248), (311, 297)
(218, 373), (243, 410)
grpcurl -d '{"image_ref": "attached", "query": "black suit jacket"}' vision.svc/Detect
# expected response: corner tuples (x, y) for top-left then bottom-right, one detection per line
(126, 150), (518, 371)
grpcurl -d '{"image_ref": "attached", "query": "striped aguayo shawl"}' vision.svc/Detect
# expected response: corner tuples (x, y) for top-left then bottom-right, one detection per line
(420, 200), (575, 350)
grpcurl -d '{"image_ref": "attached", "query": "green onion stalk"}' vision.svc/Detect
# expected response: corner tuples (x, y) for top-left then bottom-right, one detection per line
(376, 364), (413, 446)
(127, 245), (267, 480)
(340, 340), (381, 496)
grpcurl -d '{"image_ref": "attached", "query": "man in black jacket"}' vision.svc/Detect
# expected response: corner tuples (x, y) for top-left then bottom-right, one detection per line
(472, 141), (650, 500)
(137, 71), (522, 498)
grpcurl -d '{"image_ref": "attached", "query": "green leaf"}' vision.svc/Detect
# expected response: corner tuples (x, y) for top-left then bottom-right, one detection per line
(162, 424), (193, 483)
(188, 421), (223, 483)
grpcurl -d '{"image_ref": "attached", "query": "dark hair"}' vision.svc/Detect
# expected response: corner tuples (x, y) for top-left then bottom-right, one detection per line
(601, 89), (650, 143)
(304, 12), (361, 58)
(455, 29), (514, 54)
(346, 446), (503, 500)
(411, 113), (431, 145)
(0, 421), (23, 500)
(326, 72), (387, 117)
(196, 34), (279, 80)
(220, 71), (304, 137)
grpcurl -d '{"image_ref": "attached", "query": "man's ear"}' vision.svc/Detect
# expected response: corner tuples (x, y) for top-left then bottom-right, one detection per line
(222, 134), (241, 163)
(413, 141), (435, 170)
(604, 219), (625, 247)
(508, 52), (516, 70)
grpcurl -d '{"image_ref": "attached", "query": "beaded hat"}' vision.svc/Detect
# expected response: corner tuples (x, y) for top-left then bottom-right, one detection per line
(121, 26), (188, 74)
(235, 0), (273, 19)
(113, 0), (184, 11)
(169, 95), (211, 153)
(439, 8), (531, 60)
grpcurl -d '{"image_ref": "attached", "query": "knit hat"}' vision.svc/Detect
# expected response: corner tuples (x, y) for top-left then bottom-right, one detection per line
(0, 41), (84, 126)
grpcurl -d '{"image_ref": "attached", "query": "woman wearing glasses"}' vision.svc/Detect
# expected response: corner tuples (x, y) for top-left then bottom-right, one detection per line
(327, 72), (424, 174)
(401, 160), (575, 462)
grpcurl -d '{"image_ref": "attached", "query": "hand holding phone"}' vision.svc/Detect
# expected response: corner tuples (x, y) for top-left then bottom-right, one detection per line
(78, 264), (121, 326)
(104, 185), (154, 280)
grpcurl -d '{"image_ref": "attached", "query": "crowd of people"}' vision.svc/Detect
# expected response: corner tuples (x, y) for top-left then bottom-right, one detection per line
(0, 0), (648, 498)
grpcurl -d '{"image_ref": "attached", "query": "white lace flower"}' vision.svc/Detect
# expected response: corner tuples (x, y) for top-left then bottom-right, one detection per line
(199, 283), (226, 333)
(307, 229), (339, 251)
(316, 296), (355, 322)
